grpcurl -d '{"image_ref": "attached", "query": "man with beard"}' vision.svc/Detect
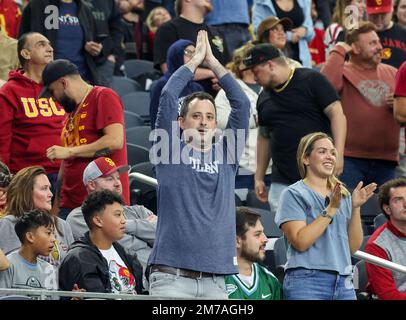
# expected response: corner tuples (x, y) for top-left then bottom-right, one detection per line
(39, 59), (128, 220)
(365, 178), (406, 300)
(244, 43), (346, 217)
(366, 0), (406, 69)
(0, 32), (66, 195)
(322, 21), (399, 190)
(153, 0), (225, 94)
(225, 207), (282, 300)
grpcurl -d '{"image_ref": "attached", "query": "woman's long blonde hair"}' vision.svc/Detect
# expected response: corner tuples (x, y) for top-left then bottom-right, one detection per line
(297, 132), (350, 197)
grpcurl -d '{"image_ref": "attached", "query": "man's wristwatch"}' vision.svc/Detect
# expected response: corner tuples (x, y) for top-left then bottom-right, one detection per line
(321, 209), (334, 223)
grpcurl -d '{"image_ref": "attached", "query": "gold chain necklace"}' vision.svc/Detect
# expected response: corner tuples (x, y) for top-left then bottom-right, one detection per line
(273, 67), (295, 93)
(67, 85), (93, 132)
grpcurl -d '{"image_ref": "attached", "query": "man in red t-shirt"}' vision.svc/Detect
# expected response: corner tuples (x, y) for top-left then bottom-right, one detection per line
(39, 59), (129, 219)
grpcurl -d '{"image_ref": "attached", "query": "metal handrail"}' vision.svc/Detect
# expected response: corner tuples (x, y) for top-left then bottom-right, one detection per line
(0, 288), (196, 300)
(353, 250), (406, 274)
(129, 172), (158, 187)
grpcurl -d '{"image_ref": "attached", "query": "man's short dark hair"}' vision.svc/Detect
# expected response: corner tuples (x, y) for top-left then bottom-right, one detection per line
(17, 32), (37, 67)
(82, 189), (124, 230)
(379, 178), (406, 219)
(14, 209), (55, 244)
(236, 207), (262, 239)
(179, 91), (216, 118)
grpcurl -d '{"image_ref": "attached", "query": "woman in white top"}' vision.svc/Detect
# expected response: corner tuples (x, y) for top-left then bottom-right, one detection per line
(216, 43), (272, 190)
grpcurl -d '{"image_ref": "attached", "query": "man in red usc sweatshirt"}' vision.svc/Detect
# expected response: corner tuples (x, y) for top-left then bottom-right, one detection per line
(0, 32), (66, 194)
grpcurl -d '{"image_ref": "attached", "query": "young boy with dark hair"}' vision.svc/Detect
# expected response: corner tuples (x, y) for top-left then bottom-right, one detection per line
(59, 190), (143, 295)
(0, 209), (58, 292)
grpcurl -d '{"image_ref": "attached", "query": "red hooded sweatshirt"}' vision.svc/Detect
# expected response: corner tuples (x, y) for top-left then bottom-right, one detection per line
(0, 0), (21, 39)
(0, 69), (66, 174)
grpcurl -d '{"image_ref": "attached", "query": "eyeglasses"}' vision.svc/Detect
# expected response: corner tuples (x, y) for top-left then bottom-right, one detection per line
(184, 49), (195, 57)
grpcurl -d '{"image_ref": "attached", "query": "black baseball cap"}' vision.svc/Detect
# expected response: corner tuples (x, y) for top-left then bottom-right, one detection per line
(39, 59), (79, 98)
(243, 43), (282, 70)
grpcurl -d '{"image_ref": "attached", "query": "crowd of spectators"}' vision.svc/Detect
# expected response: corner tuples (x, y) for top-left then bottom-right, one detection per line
(0, 0), (405, 300)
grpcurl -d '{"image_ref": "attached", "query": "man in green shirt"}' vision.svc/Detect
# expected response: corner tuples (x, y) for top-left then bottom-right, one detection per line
(225, 207), (282, 300)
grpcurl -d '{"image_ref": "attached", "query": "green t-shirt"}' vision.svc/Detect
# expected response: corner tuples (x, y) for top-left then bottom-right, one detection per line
(225, 263), (282, 300)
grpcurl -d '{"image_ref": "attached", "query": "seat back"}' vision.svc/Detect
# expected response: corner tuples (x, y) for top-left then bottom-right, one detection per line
(130, 162), (157, 213)
(126, 126), (152, 149)
(273, 236), (287, 268)
(373, 213), (387, 230)
(124, 111), (145, 130)
(126, 143), (150, 166)
(111, 76), (142, 97)
(121, 92), (151, 124)
(124, 59), (155, 79)
(360, 193), (381, 225)
(246, 189), (270, 211)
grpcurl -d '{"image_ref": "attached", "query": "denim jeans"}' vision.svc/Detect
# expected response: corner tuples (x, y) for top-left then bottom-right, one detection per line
(340, 157), (396, 190)
(283, 268), (356, 300)
(149, 271), (228, 299)
(268, 182), (289, 216)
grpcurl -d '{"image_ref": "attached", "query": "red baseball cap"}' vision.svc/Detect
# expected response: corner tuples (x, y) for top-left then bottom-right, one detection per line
(366, 0), (393, 15)
(82, 157), (130, 185)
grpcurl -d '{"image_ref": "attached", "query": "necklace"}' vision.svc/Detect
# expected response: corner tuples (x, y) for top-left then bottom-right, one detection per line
(67, 85), (93, 132)
(273, 67), (295, 93)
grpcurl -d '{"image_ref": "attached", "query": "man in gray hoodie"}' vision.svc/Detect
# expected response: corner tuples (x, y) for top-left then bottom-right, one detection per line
(66, 156), (157, 277)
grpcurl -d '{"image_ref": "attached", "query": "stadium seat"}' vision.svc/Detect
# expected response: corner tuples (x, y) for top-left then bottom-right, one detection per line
(126, 143), (150, 166)
(353, 260), (371, 300)
(111, 76), (142, 97)
(124, 59), (155, 79)
(273, 236), (287, 283)
(124, 111), (145, 130)
(246, 189), (271, 211)
(121, 92), (151, 124)
(235, 193), (243, 206)
(360, 193), (381, 225)
(129, 162), (157, 213)
(126, 126), (152, 149)
(373, 213), (387, 230)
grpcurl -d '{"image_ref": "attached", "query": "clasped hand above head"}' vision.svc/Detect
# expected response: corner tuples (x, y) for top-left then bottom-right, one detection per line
(187, 30), (218, 70)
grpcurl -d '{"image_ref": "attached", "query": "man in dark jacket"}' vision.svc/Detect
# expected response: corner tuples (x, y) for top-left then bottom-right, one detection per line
(19, 0), (102, 85)
(87, 0), (125, 86)
(59, 190), (143, 295)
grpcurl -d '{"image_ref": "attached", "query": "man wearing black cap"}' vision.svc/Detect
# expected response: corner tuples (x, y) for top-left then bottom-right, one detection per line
(244, 43), (347, 216)
(40, 59), (129, 220)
